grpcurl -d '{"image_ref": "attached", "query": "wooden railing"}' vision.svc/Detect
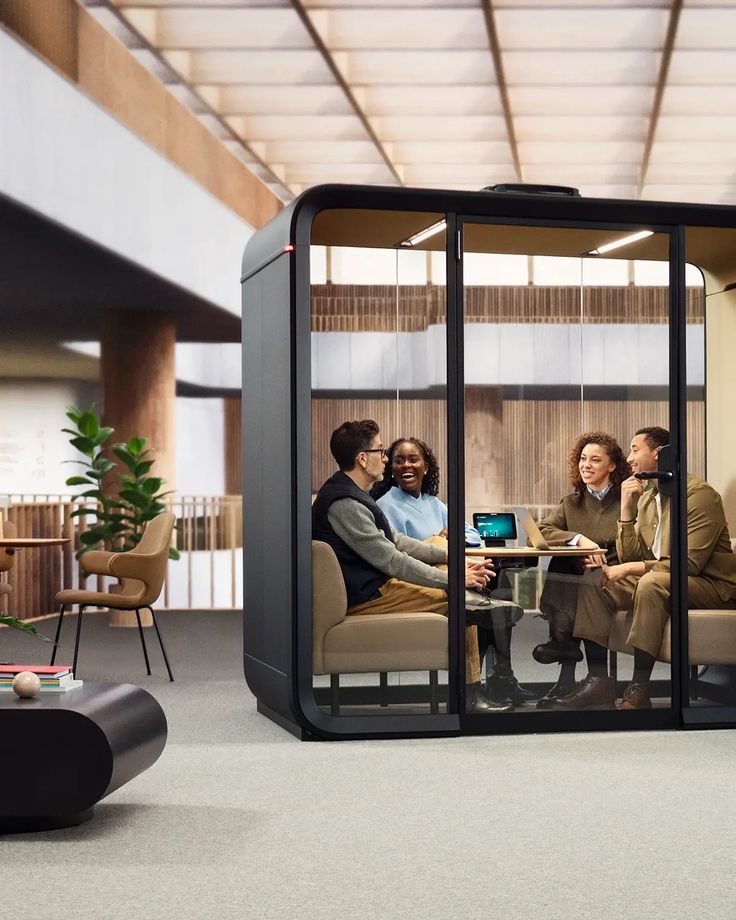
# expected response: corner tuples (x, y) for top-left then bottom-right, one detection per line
(0, 495), (243, 620)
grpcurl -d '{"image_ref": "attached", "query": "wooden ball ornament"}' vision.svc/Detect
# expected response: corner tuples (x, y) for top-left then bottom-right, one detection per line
(13, 671), (41, 698)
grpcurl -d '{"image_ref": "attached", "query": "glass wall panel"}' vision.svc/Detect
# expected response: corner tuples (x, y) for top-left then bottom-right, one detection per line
(686, 226), (736, 712)
(309, 210), (451, 717)
(461, 220), (676, 716)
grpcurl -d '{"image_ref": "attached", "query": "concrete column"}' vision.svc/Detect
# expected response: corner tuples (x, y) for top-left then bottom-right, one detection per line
(464, 387), (504, 511)
(101, 310), (176, 490)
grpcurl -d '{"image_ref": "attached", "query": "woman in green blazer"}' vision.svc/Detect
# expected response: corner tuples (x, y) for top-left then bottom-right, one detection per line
(534, 431), (630, 708)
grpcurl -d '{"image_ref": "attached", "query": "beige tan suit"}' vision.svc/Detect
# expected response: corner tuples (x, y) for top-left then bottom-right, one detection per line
(574, 474), (736, 657)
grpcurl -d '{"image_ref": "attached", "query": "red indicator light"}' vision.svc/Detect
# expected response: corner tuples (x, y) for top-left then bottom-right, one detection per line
(284, 244), (295, 252)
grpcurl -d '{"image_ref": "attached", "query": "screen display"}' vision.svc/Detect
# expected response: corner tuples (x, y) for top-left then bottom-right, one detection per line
(472, 512), (517, 541)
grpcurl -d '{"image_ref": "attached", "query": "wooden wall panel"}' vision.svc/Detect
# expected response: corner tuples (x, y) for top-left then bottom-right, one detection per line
(0, 0), (78, 79)
(311, 398), (448, 501)
(76, 14), (280, 229)
(1, 3), (281, 230)
(224, 397), (242, 496)
(312, 397), (706, 512)
(311, 285), (705, 332)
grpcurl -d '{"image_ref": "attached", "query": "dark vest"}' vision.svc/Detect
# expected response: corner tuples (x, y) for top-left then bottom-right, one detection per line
(312, 471), (395, 607)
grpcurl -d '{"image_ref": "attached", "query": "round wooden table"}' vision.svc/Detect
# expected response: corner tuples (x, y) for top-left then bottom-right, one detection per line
(0, 538), (70, 548)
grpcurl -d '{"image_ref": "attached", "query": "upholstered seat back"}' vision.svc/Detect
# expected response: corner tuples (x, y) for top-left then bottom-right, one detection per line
(118, 512), (176, 606)
(312, 540), (348, 673)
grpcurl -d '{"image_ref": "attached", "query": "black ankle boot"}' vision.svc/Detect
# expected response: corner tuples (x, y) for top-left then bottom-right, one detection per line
(536, 676), (577, 709)
(467, 683), (513, 713)
(487, 668), (538, 705)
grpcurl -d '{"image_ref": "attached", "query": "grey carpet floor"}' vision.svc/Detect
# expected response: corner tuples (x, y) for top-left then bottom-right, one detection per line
(1, 611), (736, 920)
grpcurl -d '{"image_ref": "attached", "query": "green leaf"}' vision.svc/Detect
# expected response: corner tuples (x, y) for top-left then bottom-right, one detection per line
(78, 411), (99, 438)
(142, 477), (163, 495)
(69, 508), (94, 518)
(80, 531), (103, 545)
(134, 460), (155, 476)
(168, 547), (181, 561)
(127, 437), (147, 456)
(119, 489), (150, 509)
(112, 446), (136, 469)
(93, 426), (114, 445)
(70, 436), (96, 455)
(0, 615), (52, 640)
(65, 476), (91, 486)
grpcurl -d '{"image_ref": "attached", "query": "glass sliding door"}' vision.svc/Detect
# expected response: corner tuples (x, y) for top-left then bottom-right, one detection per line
(308, 209), (453, 721)
(457, 217), (683, 726)
(683, 226), (736, 724)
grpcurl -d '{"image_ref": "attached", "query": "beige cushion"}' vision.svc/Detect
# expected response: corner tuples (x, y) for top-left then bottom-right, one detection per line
(608, 608), (736, 665)
(311, 540), (449, 676)
(323, 611), (449, 674)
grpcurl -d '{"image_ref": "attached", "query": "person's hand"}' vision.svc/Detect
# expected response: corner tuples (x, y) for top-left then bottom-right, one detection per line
(600, 563), (632, 586)
(465, 559), (494, 590)
(620, 475), (644, 521)
(436, 527), (449, 539)
(583, 551), (607, 569)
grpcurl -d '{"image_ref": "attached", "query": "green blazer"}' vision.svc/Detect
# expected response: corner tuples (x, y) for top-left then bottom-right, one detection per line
(539, 488), (622, 564)
(616, 474), (736, 602)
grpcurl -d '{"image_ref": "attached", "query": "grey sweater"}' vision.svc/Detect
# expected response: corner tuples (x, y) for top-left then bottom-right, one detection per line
(327, 498), (448, 590)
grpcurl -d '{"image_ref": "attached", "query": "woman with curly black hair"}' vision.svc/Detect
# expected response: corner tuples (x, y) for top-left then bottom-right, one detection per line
(372, 438), (534, 708)
(371, 438), (481, 546)
(534, 431), (631, 709)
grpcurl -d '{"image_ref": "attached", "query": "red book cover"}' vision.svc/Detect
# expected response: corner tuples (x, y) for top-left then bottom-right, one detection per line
(0, 664), (71, 675)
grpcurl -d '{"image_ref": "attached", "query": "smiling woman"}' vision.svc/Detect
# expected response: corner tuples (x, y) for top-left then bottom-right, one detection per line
(371, 438), (481, 547)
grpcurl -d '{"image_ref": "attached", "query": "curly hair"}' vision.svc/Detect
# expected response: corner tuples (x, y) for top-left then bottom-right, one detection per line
(567, 431), (630, 494)
(370, 437), (441, 500)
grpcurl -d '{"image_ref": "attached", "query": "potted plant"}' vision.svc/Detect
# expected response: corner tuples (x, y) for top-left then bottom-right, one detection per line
(63, 405), (179, 560)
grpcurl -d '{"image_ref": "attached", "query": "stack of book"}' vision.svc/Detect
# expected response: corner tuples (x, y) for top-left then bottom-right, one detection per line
(0, 664), (83, 692)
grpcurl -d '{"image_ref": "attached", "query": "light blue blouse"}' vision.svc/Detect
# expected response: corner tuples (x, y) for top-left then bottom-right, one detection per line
(376, 486), (482, 547)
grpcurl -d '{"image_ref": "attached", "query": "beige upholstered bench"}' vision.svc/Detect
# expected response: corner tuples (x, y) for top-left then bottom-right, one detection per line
(608, 538), (736, 678)
(608, 608), (736, 666)
(311, 540), (449, 714)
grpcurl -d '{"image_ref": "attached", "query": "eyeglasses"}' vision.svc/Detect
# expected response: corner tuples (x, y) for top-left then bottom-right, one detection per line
(360, 448), (387, 458)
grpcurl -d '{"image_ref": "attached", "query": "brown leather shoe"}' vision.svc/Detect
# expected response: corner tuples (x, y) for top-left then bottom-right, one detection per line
(615, 682), (653, 710)
(555, 674), (616, 709)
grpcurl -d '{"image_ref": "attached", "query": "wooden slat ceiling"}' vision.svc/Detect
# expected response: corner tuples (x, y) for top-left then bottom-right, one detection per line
(85, 0), (736, 208)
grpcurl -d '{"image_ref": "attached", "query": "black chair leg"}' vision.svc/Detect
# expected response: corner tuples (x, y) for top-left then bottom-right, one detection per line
(429, 670), (439, 714)
(330, 674), (340, 715)
(379, 671), (388, 707)
(690, 665), (699, 701)
(134, 608), (152, 676)
(148, 606), (174, 682)
(72, 605), (85, 677)
(50, 604), (66, 665)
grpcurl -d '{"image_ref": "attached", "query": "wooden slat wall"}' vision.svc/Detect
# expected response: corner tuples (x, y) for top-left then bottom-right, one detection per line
(311, 397), (706, 508)
(312, 398), (449, 500)
(224, 398), (242, 496)
(311, 284), (705, 332)
(4, 503), (74, 622)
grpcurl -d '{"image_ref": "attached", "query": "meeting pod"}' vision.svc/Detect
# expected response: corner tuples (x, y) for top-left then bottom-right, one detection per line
(242, 183), (736, 740)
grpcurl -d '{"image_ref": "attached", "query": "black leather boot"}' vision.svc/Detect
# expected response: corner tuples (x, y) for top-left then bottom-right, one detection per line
(487, 666), (538, 705)
(467, 683), (513, 713)
(536, 665), (577, 709)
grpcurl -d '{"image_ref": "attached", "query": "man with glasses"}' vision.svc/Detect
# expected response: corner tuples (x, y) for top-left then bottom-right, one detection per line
(312, 418), (508, 712)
